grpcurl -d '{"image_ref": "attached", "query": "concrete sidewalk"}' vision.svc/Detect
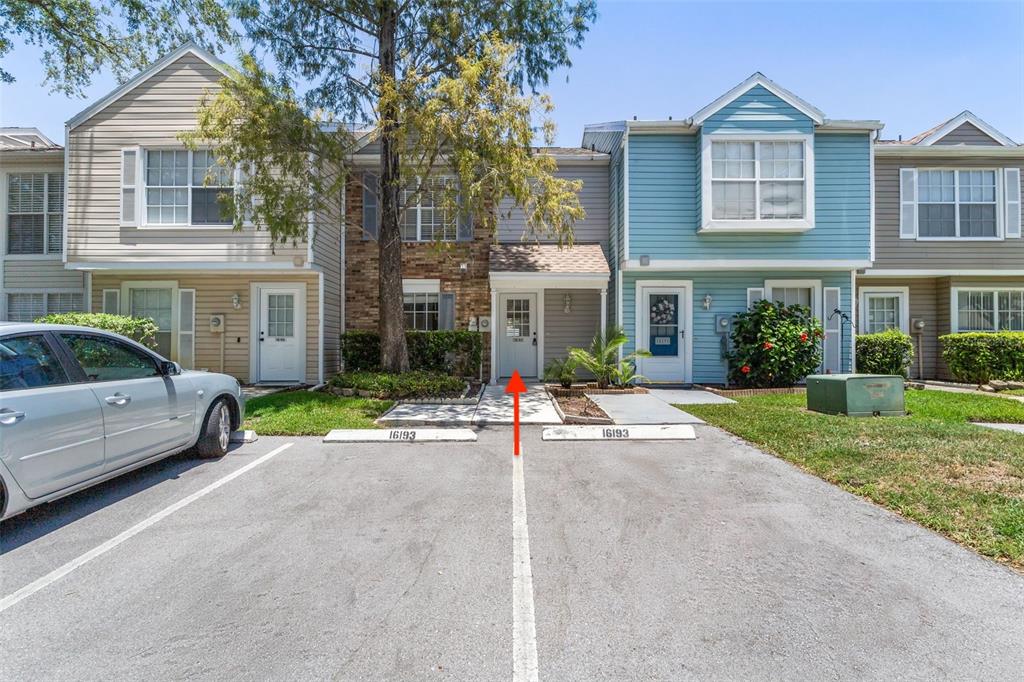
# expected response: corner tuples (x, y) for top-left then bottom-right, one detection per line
(378, 383), (561, 426)
(588, 388), (732, 425)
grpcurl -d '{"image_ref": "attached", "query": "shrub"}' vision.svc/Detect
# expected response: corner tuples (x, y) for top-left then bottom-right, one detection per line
(329, 370), (466, 399)
(544, 357), (578, 388)
(340, 330), (483, 377)
(940, 332), (1024, 384)
(727, 300), (823, 388)
(35, 312), (160, 350)
(856, 329), (915, 377)
(568, 326), (651, 389)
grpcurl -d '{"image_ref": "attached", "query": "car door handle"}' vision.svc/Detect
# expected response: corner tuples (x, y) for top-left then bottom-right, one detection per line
(0, 408), (26, 425)
(105, 393), (132, 406)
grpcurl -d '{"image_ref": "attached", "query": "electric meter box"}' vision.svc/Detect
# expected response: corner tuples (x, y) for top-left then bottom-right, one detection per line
(806, 374), (905, 417)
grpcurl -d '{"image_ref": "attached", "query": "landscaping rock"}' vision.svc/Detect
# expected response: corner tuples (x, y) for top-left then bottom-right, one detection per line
(341, 388), (355, 396)
(980, 384), (996, 392)
(989, 380), (1009, 390)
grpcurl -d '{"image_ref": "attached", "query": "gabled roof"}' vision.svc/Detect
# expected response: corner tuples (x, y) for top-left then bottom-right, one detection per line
(489, 243), (609, 275)
(0, 127), (61, 150)
(690, 72), (825, 126)
(909, 110), (1016, 147)
(66, 42), (229, 130)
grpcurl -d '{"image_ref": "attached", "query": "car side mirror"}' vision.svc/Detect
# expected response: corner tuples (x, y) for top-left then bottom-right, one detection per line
(159, 361), (181, 376)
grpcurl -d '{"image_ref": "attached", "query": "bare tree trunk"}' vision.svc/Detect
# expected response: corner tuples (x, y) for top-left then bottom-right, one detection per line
(377, 1), (409, 373)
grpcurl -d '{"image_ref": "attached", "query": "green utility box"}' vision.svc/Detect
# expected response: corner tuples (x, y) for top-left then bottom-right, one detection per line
(806, 374), (905, 417)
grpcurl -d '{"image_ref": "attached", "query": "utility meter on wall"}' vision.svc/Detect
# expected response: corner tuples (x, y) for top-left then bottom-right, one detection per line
(210, 314), (225, 333)
(477, 316), (491, 333)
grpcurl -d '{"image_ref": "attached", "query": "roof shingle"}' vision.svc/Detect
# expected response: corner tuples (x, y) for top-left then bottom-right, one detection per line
(490, 243), (609, 274)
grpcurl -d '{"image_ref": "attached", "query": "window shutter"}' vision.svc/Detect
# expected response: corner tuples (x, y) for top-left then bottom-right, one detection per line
(121, 149), (137, 225)
(102, 289), (120, 314)
(362, 173), (379, 240)
(746, 288), (765, 309)
(823, 287), (842, 374)
(899, 168), (917, 239)
(178, 289), (195, 368)
(6, 293), (46, 322)
(439, 292), (456, 330)
(456, 188), (474, 241)
(1005, 168), (1021, 239)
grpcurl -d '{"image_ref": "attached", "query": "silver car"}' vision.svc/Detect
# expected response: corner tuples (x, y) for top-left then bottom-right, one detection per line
(0, 323), (245, 520)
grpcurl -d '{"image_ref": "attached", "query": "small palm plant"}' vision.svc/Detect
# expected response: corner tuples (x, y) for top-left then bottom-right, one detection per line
(544, 356), (578, 388)
(569, 326), (652, 389)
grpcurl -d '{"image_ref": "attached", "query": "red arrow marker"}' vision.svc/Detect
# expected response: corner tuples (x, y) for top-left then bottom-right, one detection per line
(504, 370), (527, 456)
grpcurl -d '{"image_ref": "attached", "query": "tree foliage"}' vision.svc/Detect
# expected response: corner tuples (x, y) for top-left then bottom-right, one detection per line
(191, 0), (596, 371)
(1, 0), (234, 96)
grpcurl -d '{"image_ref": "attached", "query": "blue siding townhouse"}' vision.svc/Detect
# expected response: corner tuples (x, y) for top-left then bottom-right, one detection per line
(582, 73), (880, 384)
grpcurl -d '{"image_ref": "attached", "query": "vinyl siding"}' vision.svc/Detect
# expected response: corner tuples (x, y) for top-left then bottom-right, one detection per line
(67, 53), (304, 264)
(497, 164), (609, 245)
(3, 261), (84, 289)
(622, 270), (853, 384)
(90, 272), (320, 384)
(934, 122), (1003, 146)
(311, 169), (344, 377)
(543, 288), (601, 365)
(627, 133), (871, 261)
(702, 85), (815, 135)
(873, 154), (1024, 268)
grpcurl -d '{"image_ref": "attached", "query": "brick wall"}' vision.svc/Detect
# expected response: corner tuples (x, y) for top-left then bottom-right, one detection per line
(344, 175), (492, 374)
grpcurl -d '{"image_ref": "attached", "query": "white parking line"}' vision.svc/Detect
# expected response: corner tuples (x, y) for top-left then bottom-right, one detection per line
(513, 451), (539, 682)
(0, 442), (294, 614)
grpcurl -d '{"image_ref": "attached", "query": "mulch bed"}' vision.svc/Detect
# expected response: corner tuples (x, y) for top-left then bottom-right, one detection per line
(547, 384), (648, 397)
(552, 393), (611, 422)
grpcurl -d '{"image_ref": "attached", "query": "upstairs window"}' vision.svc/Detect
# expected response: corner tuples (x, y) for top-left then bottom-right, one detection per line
(702, 136), (813, 231)
(128, 149), (234, 227)
(401, 178), (458, 242)
(6, 172), (63, 255)
(918, 170), (996, 238)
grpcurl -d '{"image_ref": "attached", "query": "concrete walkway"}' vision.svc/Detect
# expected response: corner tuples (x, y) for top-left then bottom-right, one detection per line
(378, 383), (561, 426)
(587, 388), (733, 425)
(975, 422), (1024, 434)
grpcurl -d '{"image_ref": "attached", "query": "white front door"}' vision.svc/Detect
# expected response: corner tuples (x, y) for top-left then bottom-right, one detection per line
(498, 293), (538, 378)
(256, 286), (305, 383)
(638, 285), (688, 383)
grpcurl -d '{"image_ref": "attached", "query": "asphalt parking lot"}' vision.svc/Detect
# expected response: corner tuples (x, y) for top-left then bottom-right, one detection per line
(2, 427), (1023, 680)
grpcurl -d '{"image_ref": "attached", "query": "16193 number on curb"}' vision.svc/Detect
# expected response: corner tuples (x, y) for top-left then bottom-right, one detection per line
(388, 430), (417, 441)
(602, 428), (630, 439)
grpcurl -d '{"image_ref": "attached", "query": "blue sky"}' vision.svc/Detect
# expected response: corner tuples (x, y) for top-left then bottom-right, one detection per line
(1, 1), (1022, 146)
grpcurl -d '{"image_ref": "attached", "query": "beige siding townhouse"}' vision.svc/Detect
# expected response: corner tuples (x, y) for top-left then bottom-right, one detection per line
(64, 44), (343, 384)
(1, 129), (87, 321)
(861, 111), (1023, 379)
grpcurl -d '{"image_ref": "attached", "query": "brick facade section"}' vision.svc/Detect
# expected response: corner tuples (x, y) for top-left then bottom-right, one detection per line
(344, 175), (492, 374)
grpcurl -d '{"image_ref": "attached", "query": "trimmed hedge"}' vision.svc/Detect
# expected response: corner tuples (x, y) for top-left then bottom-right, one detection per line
(856, 329), (915, 378)
(340, 330), (483, 377)
(940, 332), (1024, 384)
(35, 312), (159, 350)
(329, 370), (466, 399)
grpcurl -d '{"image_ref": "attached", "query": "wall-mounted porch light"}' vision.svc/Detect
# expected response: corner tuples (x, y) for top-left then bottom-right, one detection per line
(703, 293), (713, 310)
(232, 293), (242, 310)
(563, 294), (573, 314)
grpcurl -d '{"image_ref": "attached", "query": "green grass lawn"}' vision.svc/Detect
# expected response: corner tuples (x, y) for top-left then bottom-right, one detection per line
(684, 390), (1024, 571)
(243, 391), (392, 435)
(1005, 389), (1024, 396)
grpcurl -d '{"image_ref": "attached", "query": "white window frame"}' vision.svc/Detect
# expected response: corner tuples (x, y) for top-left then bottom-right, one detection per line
(3, 288), (84, 321)
(700, 133), (815, 233)
(402, 278), (441, 331)
(400, 177), (458, 242)
(4, 171), (64, 259)
(858, 286), (910, 335)
(764, 279), (822, 318)
(950, 286), (1024, 333)
(124, 148), (240, 230)
(905, 168), (1004, 241)
(119, 280), (180, 359)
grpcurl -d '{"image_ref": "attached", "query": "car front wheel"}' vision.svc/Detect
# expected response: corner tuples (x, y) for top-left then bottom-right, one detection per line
(195, 398), (232, 459)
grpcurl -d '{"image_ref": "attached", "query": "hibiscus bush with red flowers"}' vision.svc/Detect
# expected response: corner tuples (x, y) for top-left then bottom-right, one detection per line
(726, 300), (824, 387)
